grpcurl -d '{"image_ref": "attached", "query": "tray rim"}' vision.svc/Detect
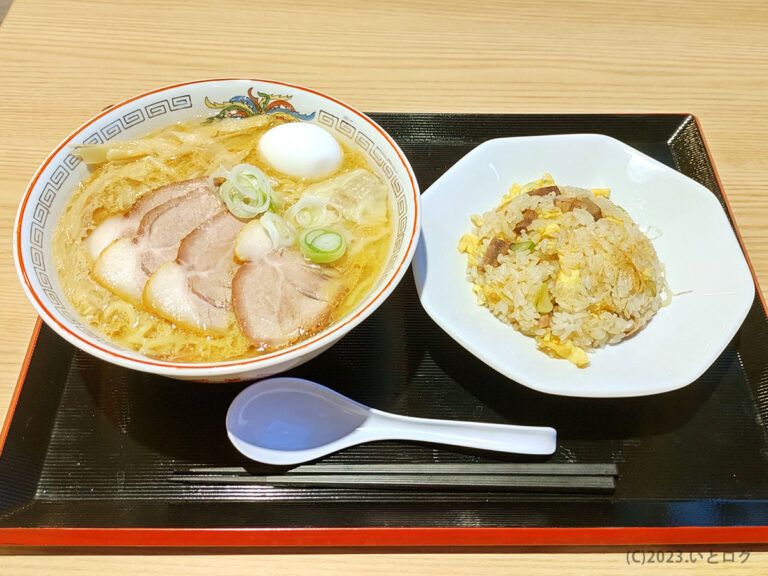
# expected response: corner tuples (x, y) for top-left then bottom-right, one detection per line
(2, 113), (767, 548)
(3, 525), (768, 547)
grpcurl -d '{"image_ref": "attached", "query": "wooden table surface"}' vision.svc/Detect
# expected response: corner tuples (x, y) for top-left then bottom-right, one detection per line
(1, 0), (767, 573)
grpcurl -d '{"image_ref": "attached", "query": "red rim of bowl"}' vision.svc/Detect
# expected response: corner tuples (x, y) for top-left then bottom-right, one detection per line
(14, 78), (420, 375)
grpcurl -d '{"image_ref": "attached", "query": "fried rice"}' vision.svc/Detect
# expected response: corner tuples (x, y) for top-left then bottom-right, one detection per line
(458, 174), (669, 367)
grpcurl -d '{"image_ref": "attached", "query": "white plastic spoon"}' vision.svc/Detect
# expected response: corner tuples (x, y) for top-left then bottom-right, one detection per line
(226, 377), (556, 465)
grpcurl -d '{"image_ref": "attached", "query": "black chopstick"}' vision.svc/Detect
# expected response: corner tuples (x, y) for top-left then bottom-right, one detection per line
(171, 472), (614, 493)
(183, 463), (618, 476)
(171, 463), (617, 493)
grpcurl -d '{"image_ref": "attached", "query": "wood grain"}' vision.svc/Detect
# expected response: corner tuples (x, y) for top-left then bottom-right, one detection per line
(1, 551), (768, 575)
(0, 0), (767, 573)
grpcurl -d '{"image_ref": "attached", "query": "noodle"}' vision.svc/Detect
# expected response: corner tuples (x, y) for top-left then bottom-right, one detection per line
(54, 114), (393, 363)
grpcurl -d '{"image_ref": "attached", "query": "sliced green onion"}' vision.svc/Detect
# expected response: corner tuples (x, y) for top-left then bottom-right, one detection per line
(510, 240), (535, 252)
(299, 227), (346, 263)
(218, 180), (262, 219)
(216, 164), (275, 219)
(260, 212), (295, 249)
(269, 190), (284, 214)
(534, 284), (554, 314)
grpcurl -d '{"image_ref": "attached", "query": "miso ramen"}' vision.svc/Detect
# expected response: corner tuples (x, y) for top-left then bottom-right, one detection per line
(53, 113), (393, 362)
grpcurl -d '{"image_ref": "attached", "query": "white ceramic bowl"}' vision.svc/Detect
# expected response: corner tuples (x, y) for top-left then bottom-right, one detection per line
(413, 134), (754, 398)
(14, 79), (420, 382)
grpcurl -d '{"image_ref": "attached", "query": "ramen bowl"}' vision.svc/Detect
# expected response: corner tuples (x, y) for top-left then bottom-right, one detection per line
(14, 79), (420, 382)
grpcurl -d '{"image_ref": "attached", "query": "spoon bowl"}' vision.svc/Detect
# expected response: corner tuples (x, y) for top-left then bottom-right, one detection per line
(227, 378), (557, 465)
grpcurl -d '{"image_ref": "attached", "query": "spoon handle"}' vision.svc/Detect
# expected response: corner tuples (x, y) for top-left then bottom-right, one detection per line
(362, 409), (557, 455)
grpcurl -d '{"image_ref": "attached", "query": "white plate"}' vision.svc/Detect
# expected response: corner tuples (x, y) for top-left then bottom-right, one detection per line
(412, 134), (754, 398)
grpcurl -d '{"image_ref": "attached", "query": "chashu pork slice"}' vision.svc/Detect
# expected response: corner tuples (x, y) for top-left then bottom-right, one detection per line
(92, 184), (223, 306)
(84, 178), (209, 261)
(144, 210), (245, 333)
(232, 249), (343, 349)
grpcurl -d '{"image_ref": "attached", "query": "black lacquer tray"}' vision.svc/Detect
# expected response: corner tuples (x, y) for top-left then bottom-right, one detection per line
(2, 114), (768, 547)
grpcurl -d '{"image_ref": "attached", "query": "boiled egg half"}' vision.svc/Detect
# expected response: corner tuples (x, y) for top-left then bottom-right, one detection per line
(258, 122), (343, 179)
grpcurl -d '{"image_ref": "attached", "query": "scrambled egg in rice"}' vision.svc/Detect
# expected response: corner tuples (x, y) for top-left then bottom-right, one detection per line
(459, 174), (669, 367)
